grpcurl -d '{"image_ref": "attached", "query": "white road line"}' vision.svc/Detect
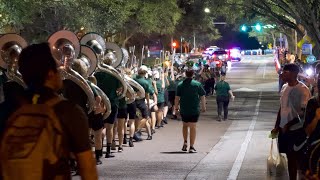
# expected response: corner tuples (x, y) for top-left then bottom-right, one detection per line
(263, 63), (267, 79)
(227, 92), (262, 180)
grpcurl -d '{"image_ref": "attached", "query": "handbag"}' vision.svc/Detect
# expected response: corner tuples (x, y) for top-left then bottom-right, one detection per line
(267, 139), (288, 178)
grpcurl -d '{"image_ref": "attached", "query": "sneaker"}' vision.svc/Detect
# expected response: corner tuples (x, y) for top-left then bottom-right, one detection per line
(118, 147), (123, 152)
(123, 137), (127, 145)
(160, 121), (165, 126)
(146, 136), (152, 140)
(151, 129), (156, 135)
(133, 133), (143, 142)
(96, 158), (102, 165)
(182, 144), (188, 151)
(105, 152), (115, 158)
(129, 139), (134, 147)
(111, 140), (116, 150)
(163, 118), (168, 124)
(189, 146), (197, 153)
(217, 116), (222, 121)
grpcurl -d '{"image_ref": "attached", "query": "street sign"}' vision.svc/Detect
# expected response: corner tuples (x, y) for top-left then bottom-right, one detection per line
(302, 43), (312, 55)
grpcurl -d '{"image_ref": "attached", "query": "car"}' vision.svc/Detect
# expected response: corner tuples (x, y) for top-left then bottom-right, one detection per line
(227, 48), (242, 61)
(202, 46), (220, 57)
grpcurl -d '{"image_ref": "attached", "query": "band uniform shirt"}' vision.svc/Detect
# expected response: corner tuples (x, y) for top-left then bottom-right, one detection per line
(155, 79), (165, 103)
(95, 72), (121, 108)
(134, 75), (154, 96)
(176, 78), (205, 116)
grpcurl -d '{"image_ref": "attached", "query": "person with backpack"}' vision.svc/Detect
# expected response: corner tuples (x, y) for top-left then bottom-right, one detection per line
(0, 43), (97, 180)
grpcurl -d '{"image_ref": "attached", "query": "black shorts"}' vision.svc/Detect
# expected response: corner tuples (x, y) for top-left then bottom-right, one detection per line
(135, 99), (149, 119)
(127, 102), (137, 119)
(164, 90), (169, 106)
(157, 102), (165, 110)
(278, 128), (305, 153)
(168, 91), (175, 107)
(88, 113), (104, 131)
(181, 114), (199, 123)
(104, 106), (118, 124)
(117, 108), (128, 119)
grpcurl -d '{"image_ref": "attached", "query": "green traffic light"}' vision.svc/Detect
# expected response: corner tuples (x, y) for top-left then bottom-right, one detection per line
(255, 23), (262, 31)
(241, 25), (247, 32)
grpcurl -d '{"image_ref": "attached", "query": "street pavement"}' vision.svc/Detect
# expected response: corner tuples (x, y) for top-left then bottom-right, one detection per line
(74, 55), (285, 180)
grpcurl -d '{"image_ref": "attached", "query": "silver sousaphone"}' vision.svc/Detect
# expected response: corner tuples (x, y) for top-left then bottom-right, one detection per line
(0, 34), (28, 88)
(79, 45), (111, 119)
(48, 30), (95, 113)
(80, 32), (127, 99)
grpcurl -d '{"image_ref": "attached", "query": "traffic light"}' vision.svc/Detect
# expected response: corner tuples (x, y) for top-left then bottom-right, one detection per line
(172, 42), (177, 48)
(241, 25), (247, 32)
(255, 23), (262, 32)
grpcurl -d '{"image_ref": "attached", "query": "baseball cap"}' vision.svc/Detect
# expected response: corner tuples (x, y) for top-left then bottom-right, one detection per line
(139, 65), (148, 72)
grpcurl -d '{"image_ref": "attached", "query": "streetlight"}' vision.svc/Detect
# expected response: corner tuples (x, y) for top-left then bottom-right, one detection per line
(204, 8), (210, 13)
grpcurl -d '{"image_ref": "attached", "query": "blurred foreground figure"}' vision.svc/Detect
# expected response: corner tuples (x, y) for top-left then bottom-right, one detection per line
(0, 43), (97, 180)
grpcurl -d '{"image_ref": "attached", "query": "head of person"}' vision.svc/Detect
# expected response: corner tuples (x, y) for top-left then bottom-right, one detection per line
(153, 71), (160, 80)
(185, 69), (194, 78)
(18, 42), (62, 91)
(138, 65), (148, 76)
(220, 73), (226, 81)
(280, 64), (300, 83)
(72, 59), (88, 78)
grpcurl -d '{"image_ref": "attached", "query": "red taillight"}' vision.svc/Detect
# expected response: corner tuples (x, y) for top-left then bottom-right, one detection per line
(215, 61), (220, 65)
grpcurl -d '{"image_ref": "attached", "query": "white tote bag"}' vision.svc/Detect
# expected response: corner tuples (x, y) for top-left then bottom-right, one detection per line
(267, 139), (288, 179)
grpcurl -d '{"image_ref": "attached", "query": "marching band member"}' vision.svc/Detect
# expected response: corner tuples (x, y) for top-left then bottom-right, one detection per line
(133, 65), (156, 140)
(95, 57), (122, 158)
(152, 70), (165, 128)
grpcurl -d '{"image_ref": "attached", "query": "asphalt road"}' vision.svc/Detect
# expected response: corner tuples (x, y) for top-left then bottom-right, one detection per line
(74, 55), (285, 180)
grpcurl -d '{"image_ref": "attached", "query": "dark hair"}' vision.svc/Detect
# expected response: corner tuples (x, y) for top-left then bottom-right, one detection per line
(18, 43), (57, 88)
(185, 69), (194, 78)
(283, 64), (300, 74)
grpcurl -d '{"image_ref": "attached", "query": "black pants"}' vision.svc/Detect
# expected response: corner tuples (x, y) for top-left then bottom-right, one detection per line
(205, 78), (215, 95)
(216, 96), (229, 119)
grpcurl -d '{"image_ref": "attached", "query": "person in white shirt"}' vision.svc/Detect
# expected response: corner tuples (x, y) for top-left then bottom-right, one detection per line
(271, 64), (311, 180)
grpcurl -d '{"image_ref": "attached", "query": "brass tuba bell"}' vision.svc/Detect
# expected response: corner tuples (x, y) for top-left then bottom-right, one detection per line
(80, 32), (127, 99)
(48, 30), (95, 113)
(79, 45), (112, 119)
(0, 33), (28, 88)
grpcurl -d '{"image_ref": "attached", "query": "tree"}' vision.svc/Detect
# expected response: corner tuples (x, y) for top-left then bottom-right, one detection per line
(210, 0), (320, 56)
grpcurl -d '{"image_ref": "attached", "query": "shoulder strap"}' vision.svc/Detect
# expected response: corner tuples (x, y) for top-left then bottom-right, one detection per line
(45, 96), (64, 108)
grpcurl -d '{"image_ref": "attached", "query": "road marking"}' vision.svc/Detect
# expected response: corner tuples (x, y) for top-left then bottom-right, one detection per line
(227, 92), (262, 180)
(263, 63), (267, 79)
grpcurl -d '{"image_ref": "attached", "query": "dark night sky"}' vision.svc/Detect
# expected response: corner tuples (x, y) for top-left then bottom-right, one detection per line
(214, 25), (260, 50)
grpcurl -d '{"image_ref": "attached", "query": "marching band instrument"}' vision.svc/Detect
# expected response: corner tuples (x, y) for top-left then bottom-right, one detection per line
(0, 34), (28, 88)
(80, 33), (127, 99)
(79, 45), (111, 119)
(48, 30), (95, 113)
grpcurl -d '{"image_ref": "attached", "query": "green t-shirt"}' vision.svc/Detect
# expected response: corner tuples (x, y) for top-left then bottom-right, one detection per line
(95, 72), (121, 107)
(176, 78), (206, 116)
(156, 80), (165, 103)
(134, 75), (154, 96)
(118, 97), (127, 109)
(214, 80), (231, 97)
(167, 79), (175, 92)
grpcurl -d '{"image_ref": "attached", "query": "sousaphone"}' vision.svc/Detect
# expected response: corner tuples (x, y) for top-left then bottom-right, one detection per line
(48, 30), (95, 113)
(79, 45), (112, 119)
(80, 32), (127, 99)
(0, 33), (28, 88)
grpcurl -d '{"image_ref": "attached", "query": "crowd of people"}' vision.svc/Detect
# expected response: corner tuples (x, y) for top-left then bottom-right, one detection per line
(0, 41), (218, 179)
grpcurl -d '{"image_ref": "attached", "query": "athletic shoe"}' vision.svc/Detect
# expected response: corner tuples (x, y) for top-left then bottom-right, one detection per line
(189, 146), (197, 153)
(118, 147), (123, 152)
(182, 144), (188, 151)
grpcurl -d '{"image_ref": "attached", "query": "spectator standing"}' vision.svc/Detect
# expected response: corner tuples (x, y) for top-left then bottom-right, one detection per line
(271, 64), (311, 180)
